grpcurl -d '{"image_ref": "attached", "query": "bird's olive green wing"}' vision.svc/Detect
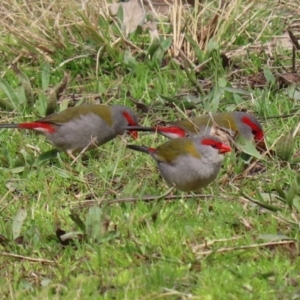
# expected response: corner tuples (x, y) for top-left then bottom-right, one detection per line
(38, 105), (114, 126)
(206, 113), (239, 132)
(153, 139), (201, 163)
(171, 113), (239, 133)
(170, 119), (202, 133)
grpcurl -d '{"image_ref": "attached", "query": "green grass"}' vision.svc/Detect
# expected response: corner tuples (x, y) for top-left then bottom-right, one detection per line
(0, 0), (300, 299)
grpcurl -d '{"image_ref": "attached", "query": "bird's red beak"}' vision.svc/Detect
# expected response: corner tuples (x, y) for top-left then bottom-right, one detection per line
(219, 143), (232, 154)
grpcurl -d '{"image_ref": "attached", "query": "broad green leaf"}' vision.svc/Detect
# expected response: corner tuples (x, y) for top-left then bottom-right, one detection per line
(12, 65), (33, 104)
(57, 171), (71, 179)
(15, 86), (27, 107)
(12, 208), (27, 240)
(218, 77), (227, 88)
(160, 37), (173, 51)
(124, 49), (137, 69)
(275, 133), (295, 162)
(292, 195), (300, 212)
(100, 231), (119, 243)
(210, 86), (223, 112)
(11, 166), (25, 174)
(59, 99), (69, 112)
(275, 182), (287, 202)
(35, 92), (48, 116)
(221, 87), (251, 96)
(37, 149), (60, 163)
(287, 85), (300, 101)
(19, 279), (33, 291)
(286, 181), (298, 209)
(235, 134), (261, 159)
(85, 206), (103, 242)
(69, 211), (86, 232)
(263, 65), (275, 84)
(42, 62), (50, 90)
(207, 38), (219, 52)
(0, 78), (19, 110)
(41, 279), (52, 287)
(184, 34), (204, 62)
(147, 37), (161, 58)
(116, 4), (124, 27)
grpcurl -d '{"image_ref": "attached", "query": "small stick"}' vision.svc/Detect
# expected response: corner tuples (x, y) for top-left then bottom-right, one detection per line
(70, 137), (98, 166)
(195, 240), (295, 257)
(0, 252), (55, 264)
(71, 192), (221, 207)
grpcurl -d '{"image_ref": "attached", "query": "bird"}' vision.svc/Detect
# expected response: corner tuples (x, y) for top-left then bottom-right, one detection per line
(127, 135), (232, 192)
(0, 104), (139, 159)
(125, 112), (265, 150)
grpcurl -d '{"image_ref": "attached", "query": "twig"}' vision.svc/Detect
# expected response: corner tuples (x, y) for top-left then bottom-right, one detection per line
(70, 137), (98, 166)
(192, 236), (243, 251)
(292, 120), (300, 138)
(71, 192), (222, 208)
(0, 252), (55, 264)
(195, 240), (295, 257)
(260, 113), (300, 121)
(288, 30), (300, 73)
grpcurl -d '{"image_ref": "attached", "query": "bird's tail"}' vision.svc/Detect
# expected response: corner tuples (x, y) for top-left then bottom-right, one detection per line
(0, 123), (19, 129)
(0, 122), (55, 133)
(126, 144), (155, 154)
(125, 126), (157, 132)
(125, 125), (187, 139)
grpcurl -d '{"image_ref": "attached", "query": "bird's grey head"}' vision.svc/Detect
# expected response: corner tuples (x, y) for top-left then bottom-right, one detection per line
(194, 135), (232, 162)
(233, 112), (264, 142)
(113, 105), (139, 139)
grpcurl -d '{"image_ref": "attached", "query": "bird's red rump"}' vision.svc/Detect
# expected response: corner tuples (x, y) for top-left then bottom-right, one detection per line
(201, 138), (231, 153)
(123, 111), (138, 139)
(241, 116), (264, 141)
(155, 126), (186, 137)
(18, 122), (56, 133)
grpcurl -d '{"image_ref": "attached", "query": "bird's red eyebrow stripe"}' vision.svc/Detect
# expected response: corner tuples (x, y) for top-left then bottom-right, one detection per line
(241, 116), (260, 131)
(201, 138), (222, 147)
(122, 111), (137, 126)
(18, 122), (56, 133)
(241, 116), (264, 140)
(123, 111), (138, 139)
(201, 138), (231, 152)
(155, 126), (186, 137)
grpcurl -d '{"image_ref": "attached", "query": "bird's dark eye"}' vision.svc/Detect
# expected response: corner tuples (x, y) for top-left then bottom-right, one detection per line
(252, 130), (257, 135)
(211, 144), (218, 149)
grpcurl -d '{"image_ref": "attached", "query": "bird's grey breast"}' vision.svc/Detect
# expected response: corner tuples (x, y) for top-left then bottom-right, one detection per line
(47, 113), (115, 152)
(158, 154), (222, 191)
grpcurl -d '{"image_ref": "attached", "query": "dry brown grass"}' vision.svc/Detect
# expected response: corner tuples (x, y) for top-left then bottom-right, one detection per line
(0, 0), (281, 64)
(0, 0), (113, 62)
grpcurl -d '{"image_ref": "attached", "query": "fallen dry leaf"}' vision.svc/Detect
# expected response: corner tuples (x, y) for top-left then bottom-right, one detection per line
(109, 0), (146, 35)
